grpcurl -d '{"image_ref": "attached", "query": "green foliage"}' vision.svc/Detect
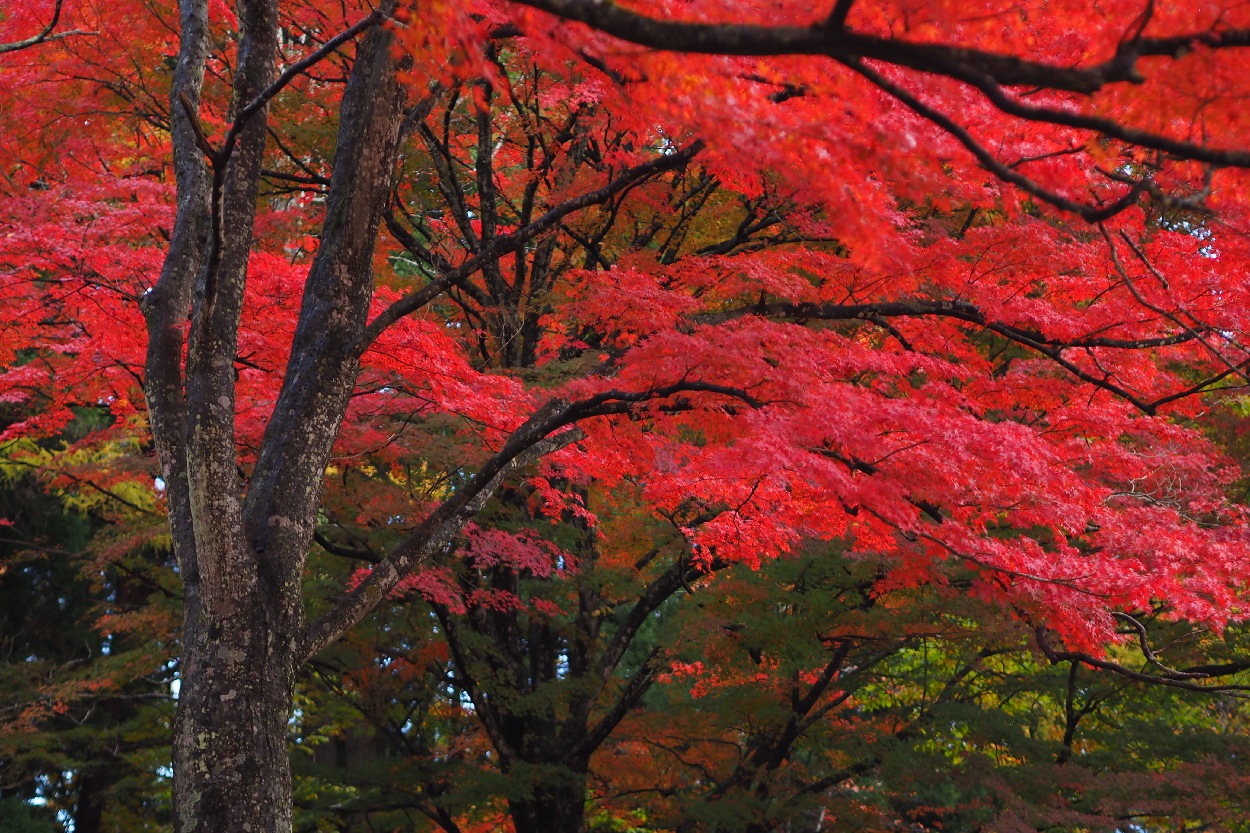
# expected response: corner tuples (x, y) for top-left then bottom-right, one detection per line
(0, 797), (59, 833)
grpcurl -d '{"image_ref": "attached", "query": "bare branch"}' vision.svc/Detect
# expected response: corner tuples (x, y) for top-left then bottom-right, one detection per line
(219, 11), (384, 167)
(300, 422), (585, 661)
(299, 377), (764, 661)
(508, 0), (1250, 98)
(1111, 612), (1206, 679)
(509, 1), (1250, 180)
(312, 530), (382, 563)
(846, 60), (1148, 222)
(823, 0), (855, 31)
(699, 298), (1241, 413)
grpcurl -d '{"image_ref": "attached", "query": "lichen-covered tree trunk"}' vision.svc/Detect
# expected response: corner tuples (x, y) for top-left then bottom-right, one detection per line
(144, 2), (590, 828)
(172, 603), (299, 833)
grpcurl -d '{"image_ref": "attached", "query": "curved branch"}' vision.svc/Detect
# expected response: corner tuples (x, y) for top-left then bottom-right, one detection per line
(312, 529), (381, 563)
(698, 298), (1239, 413)
(1035, 627), (1250, 695)
(509, 1), (1250, 187)
(845, 60), (1148, 222)
(1111, 612), (1206, 679)
(0, 0), (93, 55)
(300, 422), (585, 661)
(947, 60), (1250, 170)
(217, 11), (384, 166)
(509, 0), (1250, 99)
(299, 378), (764, 661)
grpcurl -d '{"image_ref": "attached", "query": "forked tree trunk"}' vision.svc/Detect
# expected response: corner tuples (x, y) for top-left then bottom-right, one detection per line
(149, 2), (597, 829)
(148, 0), (408, 829)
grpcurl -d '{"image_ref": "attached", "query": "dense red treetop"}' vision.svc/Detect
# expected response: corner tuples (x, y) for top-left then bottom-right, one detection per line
(5, 0), (1250, 660)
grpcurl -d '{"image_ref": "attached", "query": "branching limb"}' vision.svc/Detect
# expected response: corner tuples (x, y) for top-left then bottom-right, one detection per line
(823, 0), (856, 31)
(509, 0), (1250, 192)
(359, 140), (705, 349)
(177, 92), (220, 164)
(846, 60), (1148, 222)
(187, 10), (383, 175)
(509, 0), (1250, 97)
(572, 647), (663, 761)
(0, 0), (93, 55)
(1111, 612), (1205, 679)
(312, 529), (381, 563)
(1109, 227), (1250, 384)
(300, 421), (585, 661)
(233, 11), (384, 127)
(698, 297), (1245, 413)
(300, 378), (763, 661)
(1035, 627), (1250, 695)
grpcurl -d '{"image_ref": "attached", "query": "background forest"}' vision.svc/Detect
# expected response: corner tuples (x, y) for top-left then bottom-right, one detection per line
(6, 1), (1250, 832)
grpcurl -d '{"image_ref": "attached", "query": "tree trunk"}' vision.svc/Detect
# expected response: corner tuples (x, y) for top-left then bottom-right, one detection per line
(508, 768), (590, 833)
(146, 1), (579, 829)
(151, 2), (408, 829)
(71, 766), (108, 833)
(173, 599), (298, 833)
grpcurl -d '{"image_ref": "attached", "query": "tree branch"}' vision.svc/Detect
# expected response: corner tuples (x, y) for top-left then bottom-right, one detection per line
(823, 0), (855, 31)
(313, 530), (381, 563)
(1035, 627), (1250, 695)
(359, 140), (705, 348)
(509, 0), (1250, 97)
(300, 377), (764, 661)
(215, 10), (384, 169)
(299, 421), (585, 661)
(0, 0), (93, 55)
(845, 60), (1150, 222)
(509, 1), (1250, 187)
(698, 297), (1240, 413)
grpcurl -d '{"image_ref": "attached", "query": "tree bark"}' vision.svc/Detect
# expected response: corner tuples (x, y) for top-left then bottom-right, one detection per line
(173, 608), (298, 833)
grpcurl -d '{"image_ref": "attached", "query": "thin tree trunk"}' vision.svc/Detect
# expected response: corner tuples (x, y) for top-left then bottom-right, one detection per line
(71, 766), (108, 833)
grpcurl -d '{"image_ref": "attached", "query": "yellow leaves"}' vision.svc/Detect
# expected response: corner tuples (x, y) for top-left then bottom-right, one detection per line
(1, 434), (159, 517)
(326, 460), (451, 499)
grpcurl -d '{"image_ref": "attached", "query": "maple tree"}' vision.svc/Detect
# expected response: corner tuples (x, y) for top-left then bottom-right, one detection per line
(287, 520), (1250, 833)
(9, 0), (1250, 832)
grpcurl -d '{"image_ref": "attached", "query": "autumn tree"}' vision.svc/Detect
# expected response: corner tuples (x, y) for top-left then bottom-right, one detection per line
(10, 2), (1250, 833)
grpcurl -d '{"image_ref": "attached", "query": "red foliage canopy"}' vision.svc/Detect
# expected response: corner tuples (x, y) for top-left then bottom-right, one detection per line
(4, 0), (1250, 677)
